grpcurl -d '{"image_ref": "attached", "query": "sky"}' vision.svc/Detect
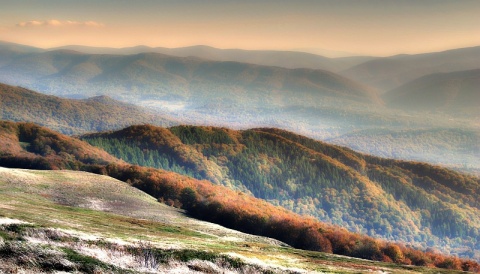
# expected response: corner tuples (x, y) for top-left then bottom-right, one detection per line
(1, 0), (479, 57)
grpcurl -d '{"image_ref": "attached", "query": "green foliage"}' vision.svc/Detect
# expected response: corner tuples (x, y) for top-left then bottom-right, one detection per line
(83, 136), (196, 177)
(170, 125), (235, 145)
(180, 187), (198, 211)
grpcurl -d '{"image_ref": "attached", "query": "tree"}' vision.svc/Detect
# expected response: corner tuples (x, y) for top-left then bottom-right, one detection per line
(180, 187), (198, 211)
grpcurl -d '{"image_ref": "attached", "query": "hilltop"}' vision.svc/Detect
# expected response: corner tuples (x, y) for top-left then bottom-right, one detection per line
(3, 167), (471, 273)
(341, 46), (480, 92)
(383, 69), (480, 116)
(0, 83), (175, 134)
(0, 167), (299, 273)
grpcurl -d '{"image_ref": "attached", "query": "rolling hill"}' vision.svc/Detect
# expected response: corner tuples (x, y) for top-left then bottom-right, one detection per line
(0, 46), (381, 106)
(383, 69), (480, 115)
(1, 120), (478, 272)
(2, 167), (471, 273)
(53, 44), (373, 72)
(81, 124), (480, 261)
(341, 46), (480, 92)
(329, 128), (480, 175)
(0, 167), (302, 273)
(0, 82), (175, 134)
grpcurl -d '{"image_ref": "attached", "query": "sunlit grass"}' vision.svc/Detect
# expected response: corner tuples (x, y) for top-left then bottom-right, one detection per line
(0, 168), (471, 273)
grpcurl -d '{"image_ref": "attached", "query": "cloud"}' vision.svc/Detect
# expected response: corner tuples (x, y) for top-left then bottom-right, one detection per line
(16, 19), (104, 28)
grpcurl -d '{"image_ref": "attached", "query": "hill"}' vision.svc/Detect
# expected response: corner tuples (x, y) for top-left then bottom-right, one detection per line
(53, 44), (373, 72)
(0, 41), (44, 67)
(1, 42), (478, 177)
(0, 47), (381, 106)
(3, 167), (472, 273)
(1, 121), (478, 272)
(0, 83), (175, 134)
(0, 167), (306, 273)
(82, 124), (480, 261)
(383, 69), (480, 115)
(329, 128), (480, 175)
(341, 46), (480, 92)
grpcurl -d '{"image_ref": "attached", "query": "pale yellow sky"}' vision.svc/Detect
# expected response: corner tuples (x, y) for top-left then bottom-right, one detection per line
(1, 0), (479, 57)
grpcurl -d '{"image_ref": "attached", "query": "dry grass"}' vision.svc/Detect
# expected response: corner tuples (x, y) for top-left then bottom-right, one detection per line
(0, 167), (469, 273)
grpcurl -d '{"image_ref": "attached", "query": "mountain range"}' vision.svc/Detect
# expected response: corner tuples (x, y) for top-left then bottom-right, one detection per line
(52, 44), (373, 72)
(1, 40), (478, 118)
(342, 46), (480, 92)
(0, 44), (381, 107)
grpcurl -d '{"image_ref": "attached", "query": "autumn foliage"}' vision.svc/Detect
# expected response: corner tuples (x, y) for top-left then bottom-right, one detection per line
(95, 164), (477, 272)
(0, 121), (479, 272)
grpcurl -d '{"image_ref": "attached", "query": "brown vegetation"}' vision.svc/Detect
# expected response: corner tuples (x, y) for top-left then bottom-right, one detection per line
(0, 120), (479, 272)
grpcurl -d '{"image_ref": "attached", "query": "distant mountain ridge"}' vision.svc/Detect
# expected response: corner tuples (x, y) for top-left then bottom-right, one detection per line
(51, 44), (373, 72)
(0, 46), (382, 105)
(383, 69), (480, 115)
(341, 46), (480, 92)
(2, 40), (479, 112)
(3, 40), (480, 94)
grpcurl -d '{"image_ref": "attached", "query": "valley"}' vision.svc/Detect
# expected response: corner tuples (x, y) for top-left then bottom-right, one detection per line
(0, 42), (478, 174)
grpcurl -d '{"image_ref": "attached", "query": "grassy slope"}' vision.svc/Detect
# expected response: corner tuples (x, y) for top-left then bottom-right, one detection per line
(0, 167), (449, 274)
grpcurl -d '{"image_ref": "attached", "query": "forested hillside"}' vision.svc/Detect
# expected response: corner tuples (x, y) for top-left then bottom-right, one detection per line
(1, 120), (479, 272)
(0, 83), (175, 134)
(82, 125), (480, 260)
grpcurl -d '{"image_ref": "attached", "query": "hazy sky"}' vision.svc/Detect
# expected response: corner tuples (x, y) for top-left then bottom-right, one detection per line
(1, 0), (479, 56)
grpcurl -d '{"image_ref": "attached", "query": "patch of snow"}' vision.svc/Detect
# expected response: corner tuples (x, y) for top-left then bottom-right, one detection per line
(220, 236), (244, 242)
(56, 228), (99, 241)
(74, 244), (139, 269)
(223, 252), (310, 274)
(81, 198), (110, 211)
(0, 217), (31, 225)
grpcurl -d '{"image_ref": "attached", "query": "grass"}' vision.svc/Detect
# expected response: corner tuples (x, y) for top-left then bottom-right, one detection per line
(61, 247), (127, 273)
(0, 167), (473, 273)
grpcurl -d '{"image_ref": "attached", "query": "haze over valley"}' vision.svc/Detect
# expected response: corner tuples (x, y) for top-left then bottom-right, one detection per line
(1, 41), (478, 175)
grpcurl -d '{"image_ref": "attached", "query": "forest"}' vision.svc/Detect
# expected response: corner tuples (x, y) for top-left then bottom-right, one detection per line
(1, 121), (479, 271)
(80, 125), (480, 261)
